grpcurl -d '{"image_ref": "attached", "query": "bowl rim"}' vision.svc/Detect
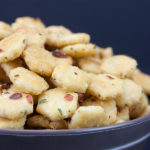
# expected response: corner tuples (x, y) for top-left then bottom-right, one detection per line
(0, 114), (150, 136)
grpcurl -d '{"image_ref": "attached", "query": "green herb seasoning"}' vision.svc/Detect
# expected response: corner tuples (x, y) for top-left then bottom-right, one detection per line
(21, 110), (27, 115)
(39, 99), (47, 104)
(23, 39), (26, 44)
(58, 108), (63, 115)
(38, 32), (42, 36)
(24, 110), (27, 115)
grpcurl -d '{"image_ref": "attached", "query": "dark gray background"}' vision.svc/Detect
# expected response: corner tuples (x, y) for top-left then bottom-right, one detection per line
(1, 0), (150, 73)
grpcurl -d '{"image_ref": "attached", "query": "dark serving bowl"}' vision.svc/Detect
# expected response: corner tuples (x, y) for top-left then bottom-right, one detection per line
(0, 114), (149, 150)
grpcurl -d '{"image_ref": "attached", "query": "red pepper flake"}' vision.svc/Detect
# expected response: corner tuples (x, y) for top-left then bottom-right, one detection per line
(93, 44), (97, 49)
(14, 74), (19, 77)
(106, 75), (114, 80)
(0, 49), (4, 52)
(26, 95), (33, 104)
(52, 50), (68, 58)
(9, 93), (22, 99)
(64, 94), (73, 101)
(78, 93), (84, 103)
